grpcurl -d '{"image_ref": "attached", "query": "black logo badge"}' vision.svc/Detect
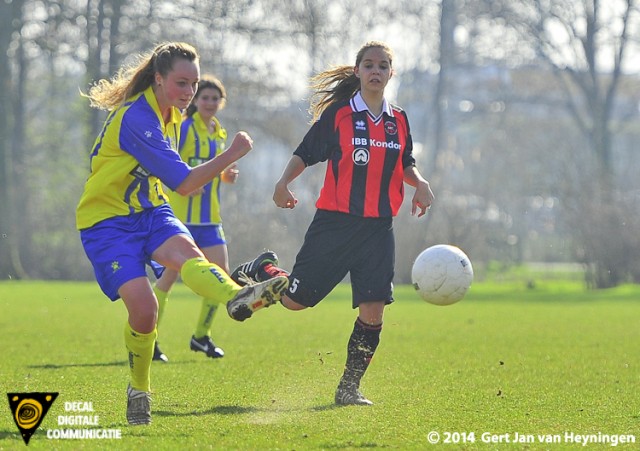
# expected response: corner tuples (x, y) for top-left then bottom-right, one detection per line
(7, 392), (58, 445)
(129, 165), (151, 179)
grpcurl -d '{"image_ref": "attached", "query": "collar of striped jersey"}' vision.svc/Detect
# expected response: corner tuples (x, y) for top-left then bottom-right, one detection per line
(142, 86), (182, 129)
(350, 91), (393, 118)
(192, 112), (227, 140)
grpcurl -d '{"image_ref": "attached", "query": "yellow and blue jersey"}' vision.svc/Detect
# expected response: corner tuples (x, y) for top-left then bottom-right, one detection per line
(76, 86), (191, 230)
(169, 112), (227, 225)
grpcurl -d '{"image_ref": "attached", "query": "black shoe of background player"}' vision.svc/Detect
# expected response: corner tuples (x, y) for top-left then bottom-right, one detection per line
(190, 335), (224, 358)
(152, 341), (168, 363)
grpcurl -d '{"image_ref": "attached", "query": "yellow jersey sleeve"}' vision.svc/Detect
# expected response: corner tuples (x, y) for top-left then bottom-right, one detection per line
(76, 87), (191, 230)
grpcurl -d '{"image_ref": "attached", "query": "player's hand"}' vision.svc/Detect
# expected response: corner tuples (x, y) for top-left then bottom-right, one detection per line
(222, 164), (239, 184)
(227, 132), (253, 160)
(273, 181), (298, 209)
(411, 181), (434, 217)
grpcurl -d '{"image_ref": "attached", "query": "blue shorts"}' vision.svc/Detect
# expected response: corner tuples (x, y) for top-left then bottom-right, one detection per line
(186, 224), (226, 248)
(80, 204), (192, 301)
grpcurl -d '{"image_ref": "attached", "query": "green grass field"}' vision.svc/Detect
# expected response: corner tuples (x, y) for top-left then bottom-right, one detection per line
(1, 276), (639, 450)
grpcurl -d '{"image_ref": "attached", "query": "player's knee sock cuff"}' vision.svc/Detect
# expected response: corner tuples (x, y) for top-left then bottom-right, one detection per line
(181, 257), (241, 303)
(355, 317), (383, 331)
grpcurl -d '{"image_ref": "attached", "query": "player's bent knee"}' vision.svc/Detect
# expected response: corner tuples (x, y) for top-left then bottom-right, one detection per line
(153, 235), (203, 270)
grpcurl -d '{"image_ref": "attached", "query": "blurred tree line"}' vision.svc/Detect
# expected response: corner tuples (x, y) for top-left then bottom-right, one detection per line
(0, 0), (639, 288)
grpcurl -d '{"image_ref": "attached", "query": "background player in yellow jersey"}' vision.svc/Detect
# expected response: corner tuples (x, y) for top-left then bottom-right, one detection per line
(152, 75), (239, 361)
(76, 42), (288, 425)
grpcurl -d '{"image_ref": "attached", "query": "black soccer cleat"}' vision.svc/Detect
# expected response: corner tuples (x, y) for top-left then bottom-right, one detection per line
(152, 341), (169, 363)
(190, 335), (225, 359)
(230, 250), (279, 285)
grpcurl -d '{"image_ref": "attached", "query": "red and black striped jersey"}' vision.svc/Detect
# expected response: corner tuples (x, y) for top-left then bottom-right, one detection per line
(294, 91), (415, 218)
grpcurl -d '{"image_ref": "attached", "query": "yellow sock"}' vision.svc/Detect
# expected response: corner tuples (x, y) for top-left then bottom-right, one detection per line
(153, 286), (170, 329)
(194, 299), (218, 338)
(124, 323), (156, 392)
(180, 257), (241, 304)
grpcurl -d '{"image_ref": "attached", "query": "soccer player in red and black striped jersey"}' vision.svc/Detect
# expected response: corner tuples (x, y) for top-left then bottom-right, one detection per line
(227, 41), (434, 406)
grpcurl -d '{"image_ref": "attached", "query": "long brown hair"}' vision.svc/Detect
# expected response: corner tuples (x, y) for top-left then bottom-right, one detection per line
(85, 42), (199, 111)
(308, 41), (393, 121)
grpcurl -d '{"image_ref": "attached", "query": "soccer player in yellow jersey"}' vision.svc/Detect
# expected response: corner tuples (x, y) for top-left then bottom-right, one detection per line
(76, 42), (288, 425)
(152, 75), (239, 361)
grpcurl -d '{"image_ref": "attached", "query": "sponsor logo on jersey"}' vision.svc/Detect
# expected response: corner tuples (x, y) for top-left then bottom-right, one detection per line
(188, 157), (207, 167)
(369, 138), (401, 150)
(351, 137), (401, 150)
(353, 148), (370, 165)
(130, 165), (151, 179)
(352, 138), (401, 150)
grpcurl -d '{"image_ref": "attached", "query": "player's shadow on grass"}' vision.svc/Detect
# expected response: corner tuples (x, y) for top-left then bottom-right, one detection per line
(310, 403), (342, 412)
(155, 405), (261, 417)
(0, 430), (20, 440)
(27, 361), (126, 369)
(156, 403), (341, 418)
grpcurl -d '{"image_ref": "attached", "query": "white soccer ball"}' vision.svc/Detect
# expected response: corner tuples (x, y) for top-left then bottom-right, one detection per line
(411, 244), (473, 306)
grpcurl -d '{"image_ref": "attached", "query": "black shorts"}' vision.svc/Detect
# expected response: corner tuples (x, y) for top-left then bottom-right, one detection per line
(286, 209), (395, 308)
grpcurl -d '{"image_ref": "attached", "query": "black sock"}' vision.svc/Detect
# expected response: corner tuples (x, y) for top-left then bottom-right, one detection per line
(339, 317), (382, 389)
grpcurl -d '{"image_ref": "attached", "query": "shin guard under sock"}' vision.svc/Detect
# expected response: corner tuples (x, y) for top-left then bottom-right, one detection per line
(124, 323), (156, 392)
(339, 317), (382, 389)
